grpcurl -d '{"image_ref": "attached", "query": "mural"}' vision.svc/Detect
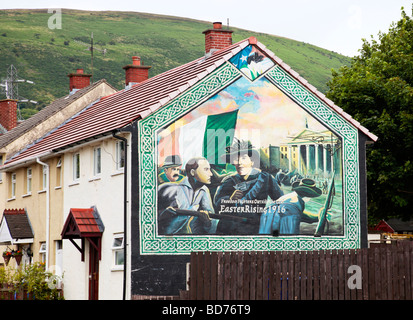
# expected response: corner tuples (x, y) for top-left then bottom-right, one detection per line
(138, 46), (362, 254)
(229, 45), (274, 80)
(156, 73), (343, 237)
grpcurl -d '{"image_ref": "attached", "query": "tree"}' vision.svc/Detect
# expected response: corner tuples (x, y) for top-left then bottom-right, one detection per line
(326, 6), (413, 224)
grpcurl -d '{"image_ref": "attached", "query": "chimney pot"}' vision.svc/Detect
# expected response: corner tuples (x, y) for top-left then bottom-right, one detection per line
(132, 56), (141, 66)
(76, 68), (84, 74)
(213, 22), (222, 29)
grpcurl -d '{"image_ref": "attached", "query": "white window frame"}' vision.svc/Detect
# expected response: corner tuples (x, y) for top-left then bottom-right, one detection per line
(41, 165), (48, 190)
(39, 242), (47, 263)
(111, 233), (124, 270)
(115, 141), (125, 171)
(56, 158), (62, 188)
(11, 172), (16, 198)
(26, 167), (32, 194)
(93, 147), (102, 176)
(73, 153), (80, 181)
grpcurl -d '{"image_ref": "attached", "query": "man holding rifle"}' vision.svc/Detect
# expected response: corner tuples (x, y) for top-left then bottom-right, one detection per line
(214, 139), (283, 235)
(157, 157), (216, 235)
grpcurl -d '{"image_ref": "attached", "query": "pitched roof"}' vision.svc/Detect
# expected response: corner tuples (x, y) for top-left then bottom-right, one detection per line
(385, 218), (413, 232)
(0, 79), (116, 150)
(1, 36), (377, 169)
(0, 208), (34, 242)
(61, 207), (104, 238)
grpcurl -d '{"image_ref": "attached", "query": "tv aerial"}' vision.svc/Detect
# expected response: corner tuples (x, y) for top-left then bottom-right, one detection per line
(0, 64), (37, 121)
(74, 32), (108, 83)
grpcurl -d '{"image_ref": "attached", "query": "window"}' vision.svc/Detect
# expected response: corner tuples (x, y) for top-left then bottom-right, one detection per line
(11, 173), (16, 198)
(93, 147), (102, 176)
(115, 141), (125, 171)
(73, 153), (80, 181)
(56, 158), (62, 187)
(42, 165), (48, 190)
(39, 242), (47, 263)
(112, 234), (124, 269)
(26, 168), (32, 194)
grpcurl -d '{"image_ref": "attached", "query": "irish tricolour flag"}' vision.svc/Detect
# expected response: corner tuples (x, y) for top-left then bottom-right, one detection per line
(158, 110), (238, 168)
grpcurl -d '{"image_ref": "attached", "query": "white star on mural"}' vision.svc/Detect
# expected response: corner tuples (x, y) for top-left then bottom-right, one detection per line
(240, 55), (248, 63)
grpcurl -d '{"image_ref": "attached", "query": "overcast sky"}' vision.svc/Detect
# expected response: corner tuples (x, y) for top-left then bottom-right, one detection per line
(1, 0), (411, 56)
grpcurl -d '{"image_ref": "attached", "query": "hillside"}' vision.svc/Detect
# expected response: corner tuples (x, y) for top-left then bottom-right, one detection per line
(0, 9), (351, 119)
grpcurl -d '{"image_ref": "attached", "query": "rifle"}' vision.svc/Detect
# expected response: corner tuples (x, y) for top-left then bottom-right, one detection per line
(314, 171), (335, 237)
(163, 208), (254, 223)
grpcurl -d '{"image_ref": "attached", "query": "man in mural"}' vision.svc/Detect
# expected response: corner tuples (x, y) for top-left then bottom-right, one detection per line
(158, 155), (185, 184)
(214, 139), (284, 235)
(258, 178), (329, 235)
(157, 157), (216, 235)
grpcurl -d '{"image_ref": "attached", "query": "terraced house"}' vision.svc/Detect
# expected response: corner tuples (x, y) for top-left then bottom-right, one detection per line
(0, 22), (377, 299)
(0, 72), (117, 293)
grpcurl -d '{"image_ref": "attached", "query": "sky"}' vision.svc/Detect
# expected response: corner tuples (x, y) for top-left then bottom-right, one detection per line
(1, 0), (411, 56)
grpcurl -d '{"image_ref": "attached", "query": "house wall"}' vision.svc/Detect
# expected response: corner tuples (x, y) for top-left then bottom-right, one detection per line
(0, 157), (63, 270)
(0, 81), (116, 271)
(62, 134), (130, 300)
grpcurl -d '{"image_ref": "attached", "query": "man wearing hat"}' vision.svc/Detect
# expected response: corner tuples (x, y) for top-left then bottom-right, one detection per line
(158, 155), (184, 184)
(214, 139), (283, 235)
(158, 157), (216, 235)
(259, 178), (326, 235)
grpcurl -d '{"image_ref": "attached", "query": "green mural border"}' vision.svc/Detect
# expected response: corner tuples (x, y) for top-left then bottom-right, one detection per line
(137, 61), (360, 255)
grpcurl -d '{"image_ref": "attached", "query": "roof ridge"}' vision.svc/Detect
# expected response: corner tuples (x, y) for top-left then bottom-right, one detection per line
(0, 79), (114, 149)
(123, 38), (250, 115)
(4, 97), (102, 164)
(3, 208), (26, 215)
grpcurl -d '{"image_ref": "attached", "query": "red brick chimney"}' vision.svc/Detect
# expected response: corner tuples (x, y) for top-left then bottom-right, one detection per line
(122, 56), (151, 87)
(67, 68), (92, 92)
(202, 22), (233, 54)
(0, 99), (18, 131)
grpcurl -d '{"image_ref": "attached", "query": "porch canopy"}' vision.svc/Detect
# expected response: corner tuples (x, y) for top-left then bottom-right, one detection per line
(61, 207), (104, 261)
(0, 209), (34, 245)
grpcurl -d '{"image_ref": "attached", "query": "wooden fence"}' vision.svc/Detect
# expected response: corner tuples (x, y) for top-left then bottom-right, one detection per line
(187, 241), (413, 300)
(0, 287), (34, 300)
(0, 285), (63, 300)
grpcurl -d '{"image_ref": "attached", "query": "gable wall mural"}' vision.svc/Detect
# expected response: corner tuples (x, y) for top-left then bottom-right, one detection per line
(138, 45), (361, 254)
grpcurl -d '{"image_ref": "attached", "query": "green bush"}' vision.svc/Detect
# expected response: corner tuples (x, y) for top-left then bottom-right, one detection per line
(1, 263), (64, 300)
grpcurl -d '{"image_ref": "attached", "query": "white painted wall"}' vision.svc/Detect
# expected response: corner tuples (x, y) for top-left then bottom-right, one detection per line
(62, 134), (130, 300)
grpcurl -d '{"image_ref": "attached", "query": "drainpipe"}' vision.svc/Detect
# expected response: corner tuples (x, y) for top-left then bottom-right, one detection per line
(36, 158), (50, 271)
(112, 131), (128, 300)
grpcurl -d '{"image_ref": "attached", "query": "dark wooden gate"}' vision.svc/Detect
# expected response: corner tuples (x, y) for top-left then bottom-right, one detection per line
(187, 241), (413, 300)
